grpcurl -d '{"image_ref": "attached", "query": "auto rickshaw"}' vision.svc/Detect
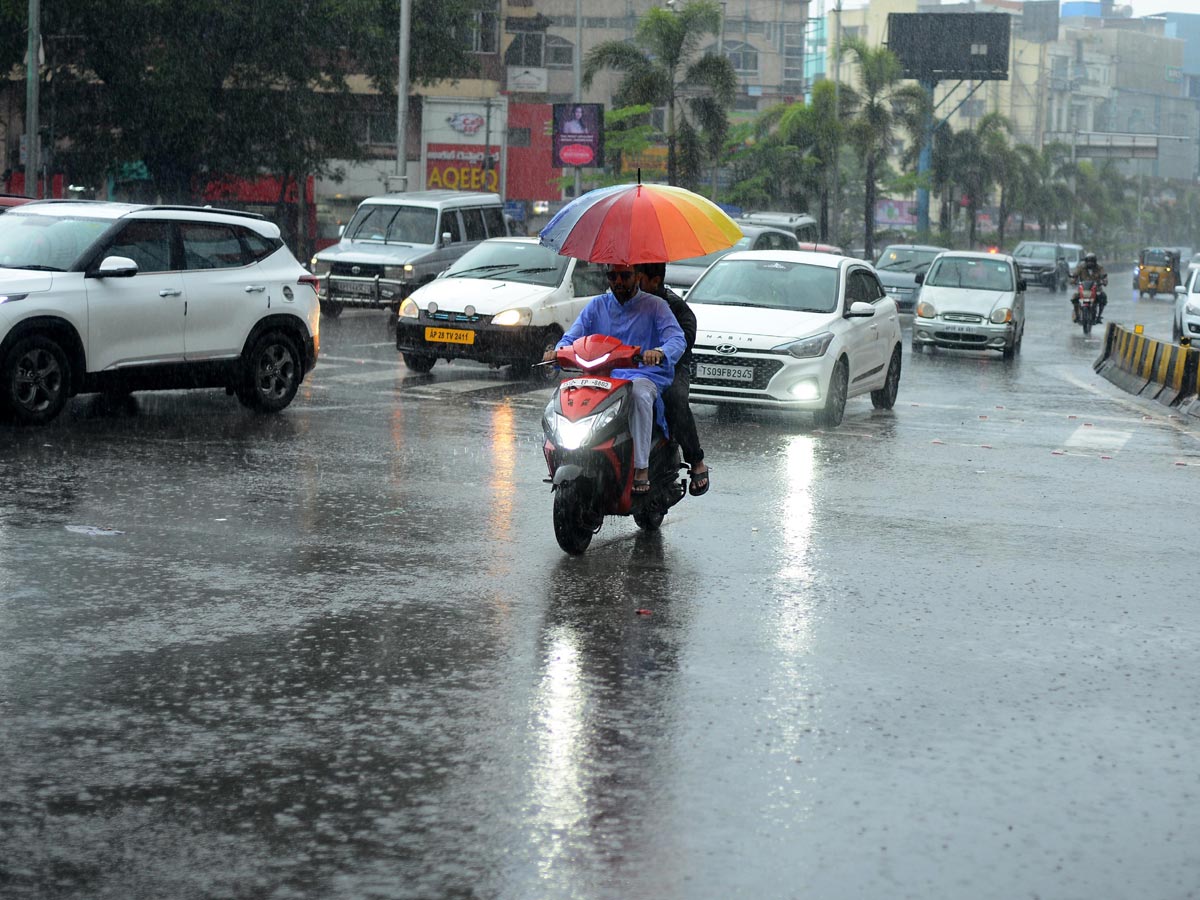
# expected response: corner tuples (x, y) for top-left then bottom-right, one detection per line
(1136, 247), (1181, 298)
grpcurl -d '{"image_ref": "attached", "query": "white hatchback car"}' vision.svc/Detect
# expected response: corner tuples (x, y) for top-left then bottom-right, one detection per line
(395, 237), (609, 380)
(686, 250), (903, 427)
(911, 251), (1026, 358)
(0, 200), (320, 425)
(1173, 266), (1200, 344)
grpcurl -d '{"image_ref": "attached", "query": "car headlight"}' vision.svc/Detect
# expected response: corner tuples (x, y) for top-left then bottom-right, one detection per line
(492, 308), (532, 327)
(1186, 301), (1200, 317)
(990, 307), (1013, 324)
(916, 300), (937, 318)
(773, 331), (834, 359)
(398, 298), (420, 319)
(383, 265), (413, 280)
(310, 258), (330, 276)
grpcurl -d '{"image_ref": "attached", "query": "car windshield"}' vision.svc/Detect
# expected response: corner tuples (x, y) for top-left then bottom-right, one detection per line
(344, 204), (437, 244)
(675, 236), (754, 267)
(0, 212), (112, 271)
(1014, 244), (1055, 261)
(688, 259), (839, 313)
(442, 241), (567, 287)
(876, 247), (940, 272)
(926, 257), (1015, 291)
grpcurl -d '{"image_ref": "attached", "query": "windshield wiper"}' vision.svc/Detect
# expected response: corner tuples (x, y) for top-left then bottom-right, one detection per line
(451, 263), (518, 277)
(8, 264), (62, 271)
(512, 266), (558, 275)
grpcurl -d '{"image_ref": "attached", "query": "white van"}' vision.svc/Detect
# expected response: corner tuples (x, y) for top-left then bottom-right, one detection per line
(738, 211), (819, 243)
(395, 237), (609, 380)
(310, 190), (508, 318)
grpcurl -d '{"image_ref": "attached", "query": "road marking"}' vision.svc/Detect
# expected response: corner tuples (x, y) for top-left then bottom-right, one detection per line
(1063, 426), (1131, 451)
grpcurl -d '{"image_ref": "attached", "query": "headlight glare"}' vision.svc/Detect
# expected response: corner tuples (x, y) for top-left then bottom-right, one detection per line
(774, 331), (835, 359)
(492, 308), (532, 327)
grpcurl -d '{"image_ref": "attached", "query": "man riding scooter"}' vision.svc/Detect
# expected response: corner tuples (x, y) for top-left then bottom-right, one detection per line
(1072, 252), (1108, 324)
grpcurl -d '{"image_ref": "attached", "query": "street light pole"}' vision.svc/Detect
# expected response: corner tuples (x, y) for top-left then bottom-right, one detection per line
(711, 0), (726, 202)
(24, 0), (40, 198)
(393, 0), (412, 192)
(830, 0), (842, 243)
(574, 0), (583, 199)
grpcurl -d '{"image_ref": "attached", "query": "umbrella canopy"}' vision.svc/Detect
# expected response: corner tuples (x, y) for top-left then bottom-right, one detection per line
(538, 183), (743, 265)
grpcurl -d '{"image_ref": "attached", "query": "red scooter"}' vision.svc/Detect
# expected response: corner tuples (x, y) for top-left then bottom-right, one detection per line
(542, 334), (687, 555)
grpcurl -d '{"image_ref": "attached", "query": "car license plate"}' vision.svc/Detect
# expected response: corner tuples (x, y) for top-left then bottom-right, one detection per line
(332, 279), (376, 296)
(697, 362), (754, 382)
(941, 324), (974, 332)
(425, 327), (474, 345)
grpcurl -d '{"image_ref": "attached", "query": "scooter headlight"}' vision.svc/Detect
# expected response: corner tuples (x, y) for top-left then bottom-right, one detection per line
(545, 396), (625, 449)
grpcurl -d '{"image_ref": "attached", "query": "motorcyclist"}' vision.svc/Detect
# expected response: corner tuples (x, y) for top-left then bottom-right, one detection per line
(1071, 252), (1108, 324)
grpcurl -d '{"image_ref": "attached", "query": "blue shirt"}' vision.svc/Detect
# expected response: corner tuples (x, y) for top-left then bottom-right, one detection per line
(557, 288), (687, 432)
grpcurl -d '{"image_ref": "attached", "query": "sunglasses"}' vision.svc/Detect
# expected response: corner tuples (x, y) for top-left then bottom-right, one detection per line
(606, 270), (636, 282)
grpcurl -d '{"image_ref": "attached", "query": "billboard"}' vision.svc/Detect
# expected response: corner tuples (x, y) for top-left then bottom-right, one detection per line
(887, 13), (1011, 82)
(420, 97), (508, 194)
(552, 102), (605, 168)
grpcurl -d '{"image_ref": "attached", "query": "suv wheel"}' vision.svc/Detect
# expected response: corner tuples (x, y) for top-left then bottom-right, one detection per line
(320, 300), (343, 319)
(1, 335), (71, 425)
(236, 331), (301, 412)
(402, 353), (436, 374)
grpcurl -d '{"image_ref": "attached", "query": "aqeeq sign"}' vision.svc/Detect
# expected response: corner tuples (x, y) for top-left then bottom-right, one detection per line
(552, 102), (604, 169)
(420, 97), (508, 194)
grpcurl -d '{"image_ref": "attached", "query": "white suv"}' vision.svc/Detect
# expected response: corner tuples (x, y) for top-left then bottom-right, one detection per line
(0, 200), (320, 425)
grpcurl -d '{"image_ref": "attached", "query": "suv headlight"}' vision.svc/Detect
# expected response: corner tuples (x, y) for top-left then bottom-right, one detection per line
(383, 264), (414, 280)
(990, 307), (1013, 324)
(916, 300), (937, 318)
(492, 308), (532, 327)
(773, 331), (834, 359)
(1186, 301), (1200, 317)
(399, 298), (420, 319)
(310, 258), (330, 276)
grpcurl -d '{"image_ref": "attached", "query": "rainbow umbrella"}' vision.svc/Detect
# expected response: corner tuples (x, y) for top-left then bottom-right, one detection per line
(538, 182), (743, 265)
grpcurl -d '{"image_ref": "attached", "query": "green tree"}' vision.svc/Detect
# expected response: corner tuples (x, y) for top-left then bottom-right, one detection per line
(837, 37), (928, 259)
(582, 0), (735, 187)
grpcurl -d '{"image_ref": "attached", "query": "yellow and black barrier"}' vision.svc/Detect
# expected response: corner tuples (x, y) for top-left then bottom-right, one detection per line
(1094, 323), (1200, 412)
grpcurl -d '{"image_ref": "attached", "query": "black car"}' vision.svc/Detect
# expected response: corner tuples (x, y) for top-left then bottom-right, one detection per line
(1012, 241), (1075, 292)
(874, 244), (947, 312)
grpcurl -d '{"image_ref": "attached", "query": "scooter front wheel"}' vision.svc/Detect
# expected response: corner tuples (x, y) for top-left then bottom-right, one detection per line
(553, 481), (596, 555)
(633, 507), (664, 531)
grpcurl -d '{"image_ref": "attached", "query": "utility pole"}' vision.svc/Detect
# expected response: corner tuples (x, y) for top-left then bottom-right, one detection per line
(24, 0), (40, 198)
(830, 0), (842, 243)
(393, 0), (412, 192)
(573, 0), (583, 199)
(711, 0), (727, 202)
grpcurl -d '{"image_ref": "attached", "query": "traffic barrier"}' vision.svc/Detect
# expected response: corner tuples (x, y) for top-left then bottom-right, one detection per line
(1093, 323), (1200, 415)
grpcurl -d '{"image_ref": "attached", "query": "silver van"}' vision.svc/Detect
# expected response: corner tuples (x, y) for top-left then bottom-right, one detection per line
(310, 190), (509, 317)
(737, 211), (819, 243)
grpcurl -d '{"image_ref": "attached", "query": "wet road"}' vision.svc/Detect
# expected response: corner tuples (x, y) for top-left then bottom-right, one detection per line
(2, 271), (1198, 899)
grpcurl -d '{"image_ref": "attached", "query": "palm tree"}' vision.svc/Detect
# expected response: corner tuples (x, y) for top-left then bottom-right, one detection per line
(837, 37), (928, 259)
(582, 0), (736, 187)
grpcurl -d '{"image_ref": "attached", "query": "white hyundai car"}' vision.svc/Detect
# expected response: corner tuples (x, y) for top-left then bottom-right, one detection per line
(1174, 266), (1200, 344)
(0, 200), (319, 425)
(911, 251), (1025, 358)
(686, 250), (903, 427)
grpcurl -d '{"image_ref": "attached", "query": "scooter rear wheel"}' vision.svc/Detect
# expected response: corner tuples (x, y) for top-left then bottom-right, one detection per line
(553, 482), (595, 555)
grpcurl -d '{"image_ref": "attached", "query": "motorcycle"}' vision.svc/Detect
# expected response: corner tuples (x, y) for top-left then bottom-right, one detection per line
(541, 334), (687, 555)
(1074, 278), (1101, 335)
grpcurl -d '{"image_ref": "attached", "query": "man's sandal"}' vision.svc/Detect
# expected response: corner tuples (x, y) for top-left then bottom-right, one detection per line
(689, 467), (710, 497)
(632, 478), (651, 495)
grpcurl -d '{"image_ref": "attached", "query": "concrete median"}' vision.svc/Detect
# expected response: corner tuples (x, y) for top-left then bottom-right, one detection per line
(1094, 323), (1200, 418)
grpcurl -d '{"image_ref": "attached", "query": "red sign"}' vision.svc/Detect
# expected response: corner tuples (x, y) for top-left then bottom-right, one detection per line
(558, 144), (595, 166)
(425, 143), (500, 193)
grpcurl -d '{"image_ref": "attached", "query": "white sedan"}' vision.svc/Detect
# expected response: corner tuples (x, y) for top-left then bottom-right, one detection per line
(685, 250), (903, 427)
(1173, 266), (1200, 344)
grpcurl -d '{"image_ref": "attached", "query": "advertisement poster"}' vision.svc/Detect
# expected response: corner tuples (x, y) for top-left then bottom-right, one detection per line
(420, 97), (508, 195)
(552, 102), (605, 168)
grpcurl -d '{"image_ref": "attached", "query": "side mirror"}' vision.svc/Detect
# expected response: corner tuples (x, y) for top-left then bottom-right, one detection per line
(89, 255), (139, 278)
(441, 231), (452, 247)
(914, 272), (924, 285)
(338, 224), (346, 238)
(1176, 285), (1187, 299)
(1018, 279), (1027, 292)
(847, 300), (876, 318)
